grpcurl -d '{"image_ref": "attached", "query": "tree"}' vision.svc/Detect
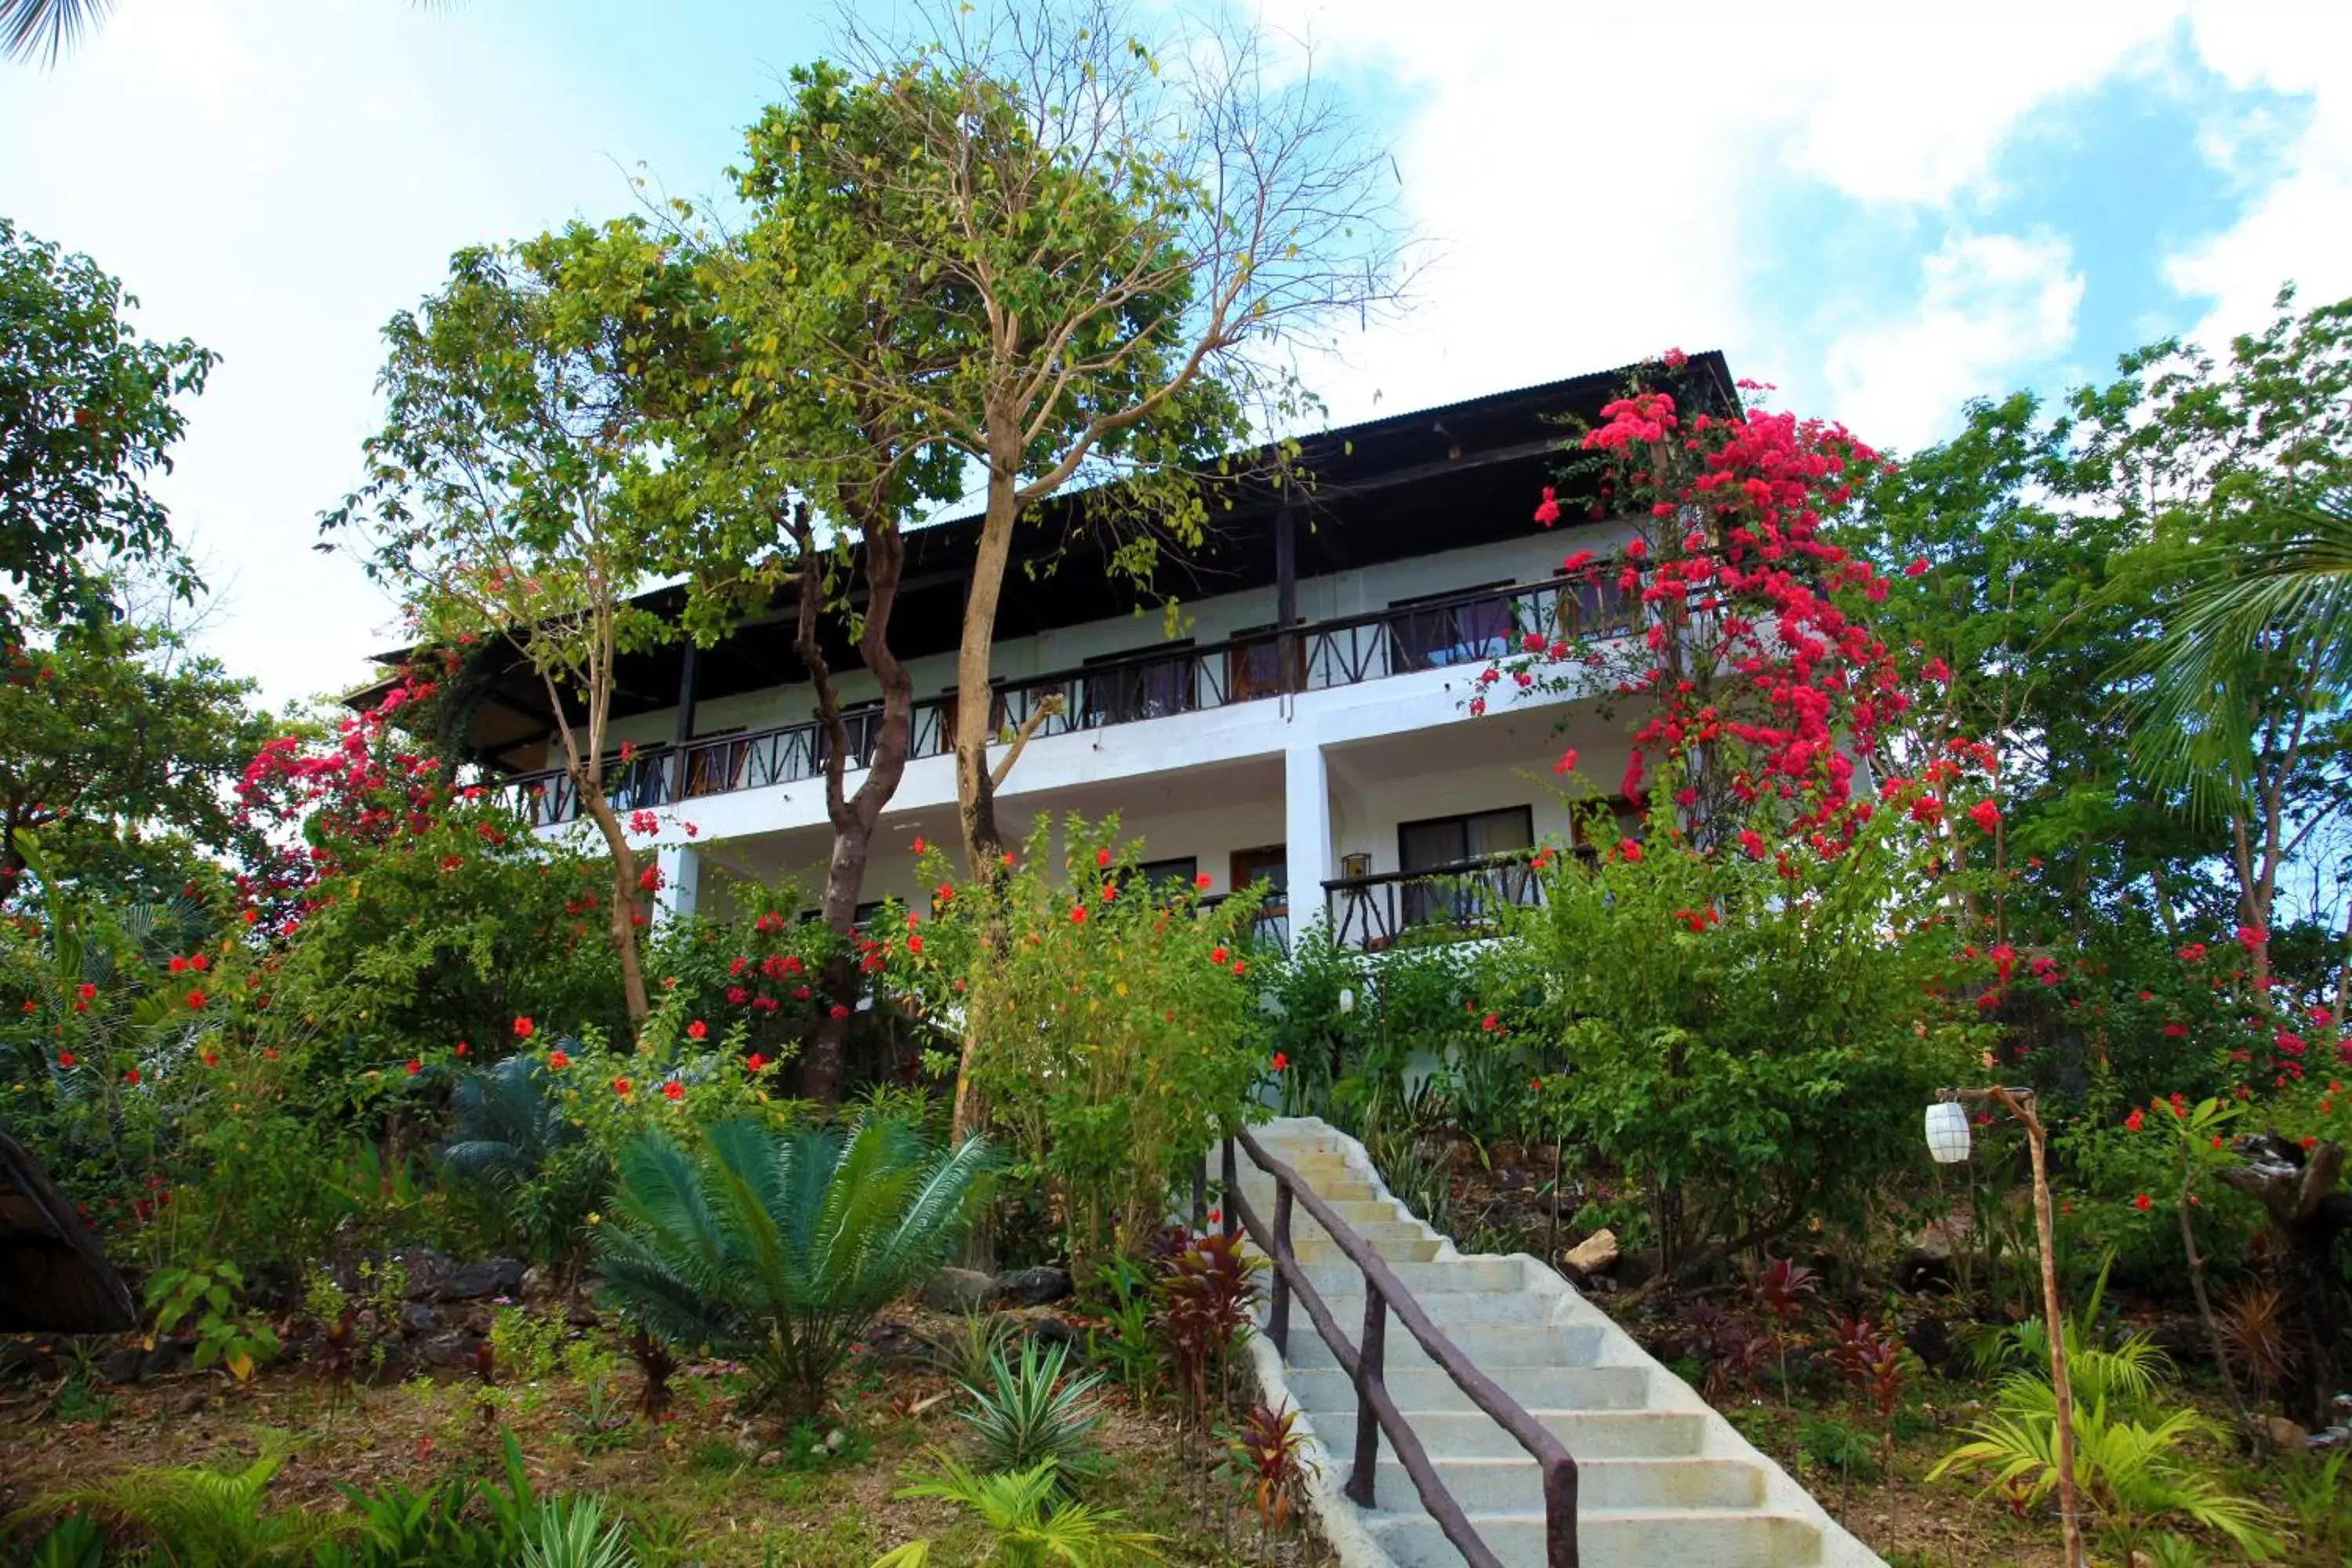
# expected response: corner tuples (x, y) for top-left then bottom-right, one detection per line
(325, 223), (698, 1023)
(0, 608), (263, 906)
(0, 217), (211, 647)
(2070, 288), (2352, 988)
(800, 0), (1405, 869)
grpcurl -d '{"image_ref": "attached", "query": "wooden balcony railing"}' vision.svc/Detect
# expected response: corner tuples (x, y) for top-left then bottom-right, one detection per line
(1323, 852), (1550, 951)
(1209, 1127), (1581, 1568)
(493, 577), (1634, 829)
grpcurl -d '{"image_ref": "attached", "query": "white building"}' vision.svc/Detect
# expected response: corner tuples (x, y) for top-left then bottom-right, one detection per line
(422, 358), (1729, 947)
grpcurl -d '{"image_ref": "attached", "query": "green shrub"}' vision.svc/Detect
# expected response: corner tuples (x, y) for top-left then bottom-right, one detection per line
(595, 1112), (995, 1417)
(16, 1446), (343, 1568)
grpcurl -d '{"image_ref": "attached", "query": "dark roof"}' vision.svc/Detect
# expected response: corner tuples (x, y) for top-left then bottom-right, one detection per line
(0, 1123), (137, 1333)
(362, 353), (1735, 761)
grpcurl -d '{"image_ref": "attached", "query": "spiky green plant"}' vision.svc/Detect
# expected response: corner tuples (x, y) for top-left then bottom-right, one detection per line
(924, 1310), (1020, 1392)
(595, 1112), (996, 1417)
(958, 1338), (1105, 1481)
(14, 1447), (345, 1567)
(20, 1513), (105, 1568)
(884, 1451), (1163, 1567)
(521, 1495), (637, 1568)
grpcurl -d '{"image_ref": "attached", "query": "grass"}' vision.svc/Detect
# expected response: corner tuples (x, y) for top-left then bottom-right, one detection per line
(0, 1308), (1321, 1568)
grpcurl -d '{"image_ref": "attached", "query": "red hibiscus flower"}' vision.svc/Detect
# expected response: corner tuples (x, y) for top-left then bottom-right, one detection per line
(514, 1016), (535, 1040)
(686, 1020), (708, 1041)
(547, 1049), (569, 1070)
(2133, 1193), (2152, 1210)
(613, 1077), (632, 1096)
(663, 1082), (684, 1102)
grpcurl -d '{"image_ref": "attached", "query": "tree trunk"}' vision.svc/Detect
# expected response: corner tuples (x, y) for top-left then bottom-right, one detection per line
(2219, 1133), (2350, 1428)
(577, 787), (651, 1022)
(953, 430), (1023, 874)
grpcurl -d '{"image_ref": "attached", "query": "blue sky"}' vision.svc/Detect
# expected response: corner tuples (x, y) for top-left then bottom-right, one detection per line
(4, 0), (2350, 706)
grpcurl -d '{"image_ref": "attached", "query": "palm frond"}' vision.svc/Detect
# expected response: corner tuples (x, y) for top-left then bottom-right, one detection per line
(2, 0), (113, 67)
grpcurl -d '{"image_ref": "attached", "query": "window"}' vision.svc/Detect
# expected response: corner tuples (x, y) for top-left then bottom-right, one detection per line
(1079, 641), (1196, 726)
(1226, 626), (1304, 702)
(1136, 855), (1200, 890)
(1385, 583), (1515, 673)
(798, 900), (887, 929)
(1398, 806), (1535, 928)
(1550, 566), (1631, 637)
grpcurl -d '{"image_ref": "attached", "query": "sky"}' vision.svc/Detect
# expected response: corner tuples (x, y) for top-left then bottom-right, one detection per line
(5, 0), (2350, 711)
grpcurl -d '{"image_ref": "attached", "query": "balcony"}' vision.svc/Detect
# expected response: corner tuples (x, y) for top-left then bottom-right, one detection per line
(1321, 851), (1552, 951)
(495, 575), (1632, 830)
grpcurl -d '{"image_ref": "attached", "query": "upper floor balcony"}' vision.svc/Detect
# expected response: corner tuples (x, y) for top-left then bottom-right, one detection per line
(497, 572), (1632, 831)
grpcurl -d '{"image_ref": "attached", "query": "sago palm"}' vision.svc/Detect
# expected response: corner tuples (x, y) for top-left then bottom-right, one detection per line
(882, 1451), (1164, 1567)
(595, 1112), (995, 1417)
(16, 1448), (345, 1567)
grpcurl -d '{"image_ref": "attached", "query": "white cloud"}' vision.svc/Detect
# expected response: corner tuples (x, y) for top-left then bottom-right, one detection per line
(1823, 233), (2084, 452)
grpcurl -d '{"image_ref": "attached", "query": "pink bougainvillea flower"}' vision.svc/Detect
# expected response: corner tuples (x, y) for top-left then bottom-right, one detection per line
(1967, 798), (1999, 834)
(828, 1003), (850, 1020)
(1533, 486), (1562, 526)
(1554, 747), (1579, 775)
(1904, 558), (1928, 577)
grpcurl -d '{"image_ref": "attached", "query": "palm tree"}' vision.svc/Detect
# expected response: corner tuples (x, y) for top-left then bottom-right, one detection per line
(595, 1112), (996, 1417)
(4, 0), (455, 65)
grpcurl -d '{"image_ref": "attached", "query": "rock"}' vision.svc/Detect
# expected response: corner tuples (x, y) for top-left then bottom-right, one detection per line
(992, 1265), (1073, 1308)
(757, 1449), (782, 1468)
(398, 1301), (439, 1336)
(1618, 1246), (1663, 1290)
(1902, 1314), (1962, 1379)
(519, 1265), (553, 1301)
(416, 1330), (481, 1370)
(2266, 1415), (2310, 1450)
(1563, 1229), (1620, 1278)
(921, 1267), (996, 1314)
(2146, 1317), (2212, 1366)
(1026, 1316), (1080, 1354)
(437, 1258), (525, 1302)
(390, 1247), (454, 1301)
(0, 1338), (53, 1384)
(97, 1345), (144, 1385)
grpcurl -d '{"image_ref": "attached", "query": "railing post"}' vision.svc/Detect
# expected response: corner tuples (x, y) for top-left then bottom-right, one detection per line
(1220, 1137), (1239, 1241)
(1543, 1457), (1581, 1568)
(1346, 1283), (1385, 1507)
(1270, 1184), (1294, 1356)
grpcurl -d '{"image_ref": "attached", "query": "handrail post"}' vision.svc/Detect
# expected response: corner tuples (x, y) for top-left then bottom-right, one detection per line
(1347, 1283), (1385, 1508)
(1543, 1457), (1581, 1568)
(1269, 1183), (1294, 1356)
(1220, 1136), (1239, 1241)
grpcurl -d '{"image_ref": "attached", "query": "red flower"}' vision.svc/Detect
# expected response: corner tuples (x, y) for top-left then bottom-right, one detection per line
(191, 953), (209, 972)
(1271, 1053), (1289, 1073)
(1232, 959), (1247, 977)
(1904, 558), (1928, 577)
(1000, 851), (1014, 867)
(726, 985), (749, 1005)
(638, 864), (665, 892)
(1195, 873), (1213, 890)
(1966, 798), (1999, 834)
(908, 935), (924, 955)
(686, 1020), (708, 1041)
(405, 1058), (421, 1076)
(1069, 905), (1087, 924)
(663, 1081), (684, 1102)
(184, 989), (207, 1011)
(2132, 1193), (2152, 1211)
(56, 1051), (75, 1067)
(2164, 1022), (2188, 1039)
(1096, 848), (1112, 869)
(2125, 1109), (2144, 1131)
(829, 1003), (851, 1019)
(1211, 945), (1229, 964)
(547, 1049), (569, 1070)
(746, 1053), (768, 1072)
(612, 1077), (632, 1095)
(203, 1050), (219, 1068)
(1481, 1011), (1502, 1033)
(911, 836), (926, 854)
(1207, 1207), (1222, 1227)
(1615, 840), (1642, 863)
(76, 982), (96, 1001)
(793, 985), (811, 1000)
(1101, 882), (1117, 902)
(1533, 486), (1562, 526)
(1553, 747), (1580, 775)
(125, 1068), (140, 1085)
(514, 1016), (536, 1040)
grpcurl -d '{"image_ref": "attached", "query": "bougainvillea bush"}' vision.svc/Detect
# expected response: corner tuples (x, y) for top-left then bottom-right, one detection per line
(889, 815), (1268, 1276)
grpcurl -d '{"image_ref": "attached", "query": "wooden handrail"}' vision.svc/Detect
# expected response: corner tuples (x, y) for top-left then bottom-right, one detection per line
(1220, 1126), (1581, 1568)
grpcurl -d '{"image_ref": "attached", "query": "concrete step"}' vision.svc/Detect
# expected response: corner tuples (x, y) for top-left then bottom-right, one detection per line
(1286, 1322), (1606, 1370)
(1270, 1288), (1568, 1327)
(1290, 1232), (1442, 1265)
(1283, 1363), (1650, 1415)
(1377, 1408), (1710, 1461)
(1299, 1258), (1527, 1295)
(1372, 1454), (1766, 1513)
(1366, 1508), (1824, 1568)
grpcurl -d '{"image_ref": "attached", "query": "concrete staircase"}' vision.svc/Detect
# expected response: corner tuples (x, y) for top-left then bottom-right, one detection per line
(1229, 1118), (1883, 1568)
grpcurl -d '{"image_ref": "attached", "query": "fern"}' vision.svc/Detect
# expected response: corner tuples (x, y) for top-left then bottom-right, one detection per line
(596, 1111), (996, 1417)
(888, 1450), (1163, 1567)
(16, 1446), (345, 1567)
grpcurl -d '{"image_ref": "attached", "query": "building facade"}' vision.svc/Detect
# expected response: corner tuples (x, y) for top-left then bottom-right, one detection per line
(416, 357), (1731, 948)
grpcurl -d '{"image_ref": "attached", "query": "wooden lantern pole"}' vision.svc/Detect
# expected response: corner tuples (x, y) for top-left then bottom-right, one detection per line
(1944, 1086), (2083, 1568)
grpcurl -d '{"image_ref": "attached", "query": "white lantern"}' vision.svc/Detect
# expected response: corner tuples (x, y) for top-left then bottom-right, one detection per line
(1924, 1102), (1973, 1163)
(1338, 987), (1355, 1015)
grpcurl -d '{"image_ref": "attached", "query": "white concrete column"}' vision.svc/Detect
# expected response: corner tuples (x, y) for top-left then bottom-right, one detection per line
(1283, 742), (1333, 933)
(655, 842), (702, 924)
